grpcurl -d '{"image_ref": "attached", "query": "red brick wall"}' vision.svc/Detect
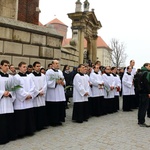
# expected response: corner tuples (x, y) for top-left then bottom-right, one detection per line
(18, 0), (39, 25)
(18, 0), (27, 22)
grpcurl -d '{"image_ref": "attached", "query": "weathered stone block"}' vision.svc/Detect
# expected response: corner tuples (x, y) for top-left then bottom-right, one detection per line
(6, 0), (16, 9)
(31, 33), (46, 45)
(74, 62), (79, 67)
(0, 0), (6, 6)
(69, 55), (73, 60)
(53, 49), (61, 59)
(75, 51), (79, 56)
(30, 58), (45, 68)
(70, 49), (75, 55)
(12, 56), (29, 67)
(1, 7), (11, 18)
(61, 53), (69, 59)
(0, 27), (12, 40)
(69, 61), (75, 66)
(61, 59), (68, 65)
(46, 59), (53, 69)
(39, 47), (54, 58)
(23, 44), (39, 56)
(71, 49), (76, 55)
(64, 53), (69, 60)
(13, 30), (30, 43)
(47, 36), (62, 47)
(74, 56), (79, 62)
(4, 41), (22, 55)
(0, 40), (3, 53)
(10, 9), (16, 19)
(0, 55), (11, 63)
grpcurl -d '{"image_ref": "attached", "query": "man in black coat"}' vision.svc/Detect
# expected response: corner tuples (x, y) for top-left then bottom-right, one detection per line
(138, 63), (150, 127)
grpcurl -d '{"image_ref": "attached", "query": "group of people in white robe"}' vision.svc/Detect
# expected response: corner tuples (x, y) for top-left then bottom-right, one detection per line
(0, 59), (138, 145)
(0, 59), (71, 145)
(72, 64), (121, 123)
(72, 60), (138, 123)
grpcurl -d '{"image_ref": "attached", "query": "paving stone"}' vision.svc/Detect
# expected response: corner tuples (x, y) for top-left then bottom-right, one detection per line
(1, 98), (150, 150)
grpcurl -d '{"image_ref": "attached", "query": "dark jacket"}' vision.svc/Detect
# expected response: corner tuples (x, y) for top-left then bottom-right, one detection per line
(141, 69), (150, 94)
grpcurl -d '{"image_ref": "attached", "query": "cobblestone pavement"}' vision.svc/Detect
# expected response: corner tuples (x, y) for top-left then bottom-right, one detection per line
(1, 99), (150, 150)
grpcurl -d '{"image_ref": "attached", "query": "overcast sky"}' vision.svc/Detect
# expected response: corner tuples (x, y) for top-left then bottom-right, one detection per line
(39, 0), (150, 68)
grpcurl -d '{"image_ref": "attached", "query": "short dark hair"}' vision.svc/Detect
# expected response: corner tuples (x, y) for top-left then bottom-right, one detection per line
(40, 67), (45, 71)
(1, 60), (9, 66)
(33, 61), (40, 67)
(78, 64), (84, 68)
(94, 60), (101, 65)
(111, 67), (116, 71)
(130, 60), (134, 63)
(127, 66), (132, 70)
(18, 62), (26, 67)
(52, 59), (59, 64)
(9, 64), (15, 69)
(143, 63), (150, 67)
(27, 64), (33, 68)
(48, 63), (52, 67)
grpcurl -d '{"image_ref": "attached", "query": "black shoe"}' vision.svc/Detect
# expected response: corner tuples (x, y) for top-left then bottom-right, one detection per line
(84, 119), (88, 122)
(49, 123), (57, 127)
(128, 109), (133, 111)
(57, 122), (62, 126)
(50, 122), (62, 127)
(76, 121), (83, 123)
(124, 109), (133, 111)
(138, 123), (150, 127)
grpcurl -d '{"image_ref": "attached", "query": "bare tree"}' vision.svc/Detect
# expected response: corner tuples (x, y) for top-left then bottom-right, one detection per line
(109, 38), (127, 67)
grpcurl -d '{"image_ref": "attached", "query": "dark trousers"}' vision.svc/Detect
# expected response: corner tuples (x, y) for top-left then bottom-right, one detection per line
(15, 108), (36, 138)
(0, 113), (16, 145)
(147, 100), (150, 117)
(123, 95), (132, 111)
(46, 101), (66, 125)
(138, 94), (150, 124)
(72, 101), (89, 122)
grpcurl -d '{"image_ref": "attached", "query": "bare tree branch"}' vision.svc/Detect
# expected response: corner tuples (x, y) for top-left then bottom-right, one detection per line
(108, 38), (127, 67)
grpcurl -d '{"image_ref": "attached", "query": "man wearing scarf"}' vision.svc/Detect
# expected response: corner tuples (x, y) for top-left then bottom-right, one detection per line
(138, 63), (150, 127)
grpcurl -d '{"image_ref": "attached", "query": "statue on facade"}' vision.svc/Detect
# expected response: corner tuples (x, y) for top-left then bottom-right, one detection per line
(84, 0), (90, 12)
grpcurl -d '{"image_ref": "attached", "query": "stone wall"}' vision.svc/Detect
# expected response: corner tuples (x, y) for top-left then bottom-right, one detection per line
(0, 0), (17, 19)
(0, 17), (78, 70)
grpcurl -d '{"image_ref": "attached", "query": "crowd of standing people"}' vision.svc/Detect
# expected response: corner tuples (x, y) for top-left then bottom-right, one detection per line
(1, 58), (150, 145)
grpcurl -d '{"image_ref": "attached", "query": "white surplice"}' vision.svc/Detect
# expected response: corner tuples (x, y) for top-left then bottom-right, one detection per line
(102, 73), (115, 99)
(111, 74), (121, 96)
(73, 73), (90, 102)
(84, 74), (92, 97)
(46, 69), (66, 102)
(13, 74), (36, 110)
(89, 72), (104, 97)
(29, 72), (47, 107)
(122, 72), (135, 95)
(0, 75), (16, 114)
